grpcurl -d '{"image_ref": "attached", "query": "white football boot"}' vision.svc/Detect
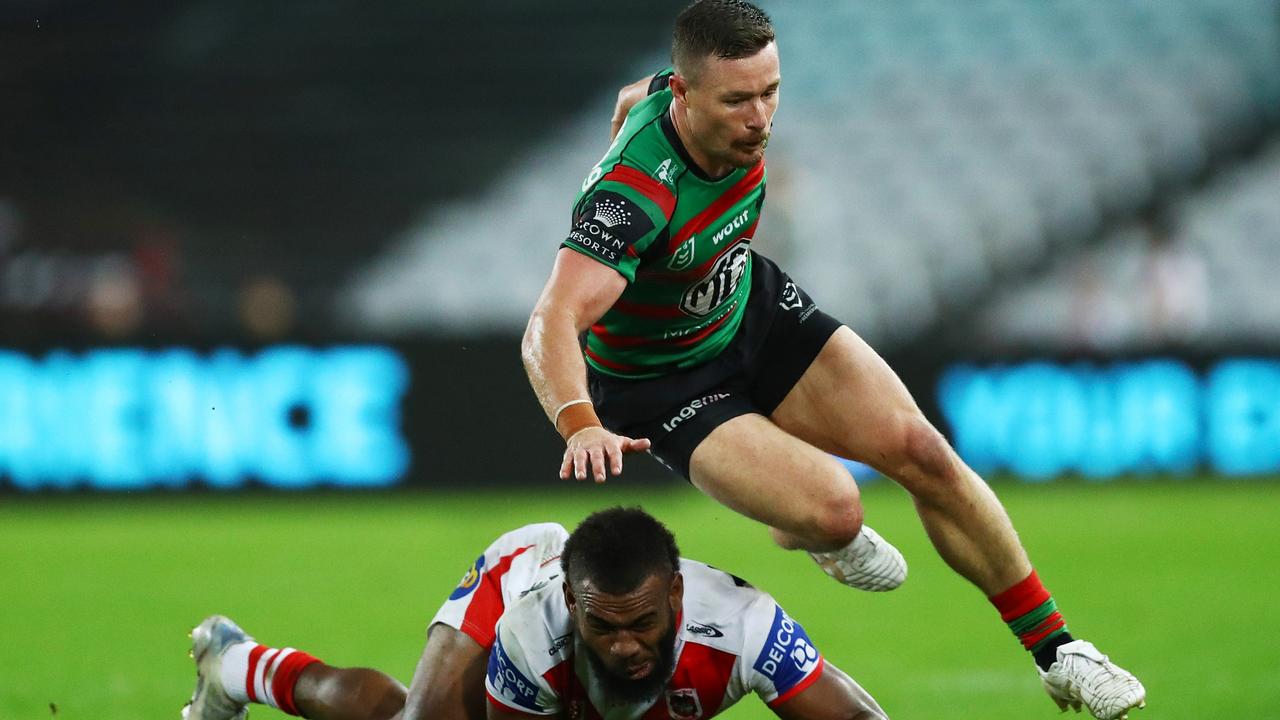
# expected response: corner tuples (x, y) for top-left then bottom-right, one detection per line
(182, 615), (252, 720)
(1038, 639), (1146, 719)
(807, 525), (907, 591)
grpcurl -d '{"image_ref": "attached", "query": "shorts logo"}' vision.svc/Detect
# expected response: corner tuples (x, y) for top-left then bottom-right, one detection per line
(661, 393), (730, 433)
(666, 688), (703, 720)
(448, 554), (486, 600)
(778, 280), (803, 311)
(680, 242), (749, 317)
(752, 605), (821, 695)
(668, 237), (696, 271)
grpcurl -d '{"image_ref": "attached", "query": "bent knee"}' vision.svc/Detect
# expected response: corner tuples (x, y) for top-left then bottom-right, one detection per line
(809, 475), (864, 548)
(889, 415), (960, 491)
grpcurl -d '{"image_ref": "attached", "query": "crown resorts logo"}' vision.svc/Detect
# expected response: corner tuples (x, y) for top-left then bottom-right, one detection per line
(591, 196), (634, 228)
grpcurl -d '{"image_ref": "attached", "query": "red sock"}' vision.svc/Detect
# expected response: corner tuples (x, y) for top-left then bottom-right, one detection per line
(989, 570), (1073, 670)
(244, 645), (321, 716)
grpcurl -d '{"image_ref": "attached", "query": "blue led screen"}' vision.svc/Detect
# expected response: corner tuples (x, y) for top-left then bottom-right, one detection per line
(0, 346), (410, 490)
(939, 359), (1280, 479)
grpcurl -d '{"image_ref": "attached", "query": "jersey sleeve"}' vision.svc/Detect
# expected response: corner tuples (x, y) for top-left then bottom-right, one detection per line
(485, 619), (561, 716)
(647, 67), (674, 95)
(562, 181), (670, 283)
(741, 596), (827, 707)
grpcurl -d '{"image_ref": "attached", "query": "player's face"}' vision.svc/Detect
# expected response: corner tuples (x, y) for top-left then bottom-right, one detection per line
(566, 572), (683, 704)
(677, 42), (780, 171)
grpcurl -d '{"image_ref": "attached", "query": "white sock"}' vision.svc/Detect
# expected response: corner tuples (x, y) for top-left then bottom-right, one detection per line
(219, 641), (258, 703)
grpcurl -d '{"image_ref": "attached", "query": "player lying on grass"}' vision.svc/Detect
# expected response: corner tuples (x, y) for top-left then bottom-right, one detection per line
(183, 507), (886, 720)
(521, 2), (1144, 717)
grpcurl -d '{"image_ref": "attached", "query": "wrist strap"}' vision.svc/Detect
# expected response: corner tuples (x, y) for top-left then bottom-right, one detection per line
(556, 402), (602, 442)
(553, 399), (593, 426)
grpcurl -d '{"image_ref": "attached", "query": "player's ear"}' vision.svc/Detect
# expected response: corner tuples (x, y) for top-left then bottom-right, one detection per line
(562, 580), (577, 616)
(668, 572), (684, 616)
(670, 73), (691, 107)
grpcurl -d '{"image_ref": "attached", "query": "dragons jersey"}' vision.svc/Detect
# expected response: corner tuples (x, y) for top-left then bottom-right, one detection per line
(562, 69), (766, 379)
(485, 555), (827, 720)
(430, 523), (570, 650)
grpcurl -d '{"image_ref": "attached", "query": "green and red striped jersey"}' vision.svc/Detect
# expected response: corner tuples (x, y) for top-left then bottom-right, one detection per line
(563, 70), (766, 379)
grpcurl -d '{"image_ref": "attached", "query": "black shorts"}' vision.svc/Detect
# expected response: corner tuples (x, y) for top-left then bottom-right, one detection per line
(588, 252), (842, 479)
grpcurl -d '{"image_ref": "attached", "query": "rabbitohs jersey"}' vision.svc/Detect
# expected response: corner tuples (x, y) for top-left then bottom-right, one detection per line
(485, 558), (827, 720)
(562, 70), (765, 379)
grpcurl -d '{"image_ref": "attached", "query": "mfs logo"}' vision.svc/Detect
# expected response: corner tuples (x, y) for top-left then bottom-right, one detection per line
(680, 242), (750, 317)
(751, 605), (821, 695)
(448, 554), (486, 600)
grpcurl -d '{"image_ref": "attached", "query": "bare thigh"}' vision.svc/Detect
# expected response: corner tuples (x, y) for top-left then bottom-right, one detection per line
(687, 412), (861, 545)
(770, 326), (925, 471)
(398, 624), (489, 720)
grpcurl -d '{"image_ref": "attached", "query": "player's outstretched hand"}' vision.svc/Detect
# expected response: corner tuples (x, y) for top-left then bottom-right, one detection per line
(560, 426), (651, 483)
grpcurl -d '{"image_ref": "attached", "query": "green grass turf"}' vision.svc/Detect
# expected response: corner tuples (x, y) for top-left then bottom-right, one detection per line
(2, 478), (1278, 719)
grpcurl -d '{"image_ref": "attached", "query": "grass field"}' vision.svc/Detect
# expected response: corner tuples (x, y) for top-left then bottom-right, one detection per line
(3, 478), (1278, 719)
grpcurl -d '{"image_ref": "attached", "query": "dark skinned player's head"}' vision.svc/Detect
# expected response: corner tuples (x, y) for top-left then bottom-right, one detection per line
(670, 1), (779, 172)
(560, 507), (683, 704)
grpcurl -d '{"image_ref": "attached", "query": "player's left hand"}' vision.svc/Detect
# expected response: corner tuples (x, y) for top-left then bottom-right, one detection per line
(560, 426), (651, 483)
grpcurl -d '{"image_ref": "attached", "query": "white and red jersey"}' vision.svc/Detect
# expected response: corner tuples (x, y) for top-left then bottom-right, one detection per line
(430, 522), (569, 649)
(484, 556), (826, 720)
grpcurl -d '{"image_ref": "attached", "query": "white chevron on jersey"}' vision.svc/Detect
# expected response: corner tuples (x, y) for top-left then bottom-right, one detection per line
(485, 555), (826, 720)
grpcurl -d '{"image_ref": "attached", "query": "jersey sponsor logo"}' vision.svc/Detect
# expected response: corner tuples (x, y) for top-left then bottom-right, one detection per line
(685, 622), (725, 639)
(448, 554), (486, 600)
(661, 302), (734, 341)
(668, 237), (696, 271)
(680, 242), (749, 317)
(567, 191), (654, 266)
(547, 632), (572, 656)
(666, 688), (703, 720)
(654, 158), (679, 186)
(661, 393), (730, 433)
(753, 605), (821, 695)
(488, 636), (544, 712)
(711, 209), (751, 245)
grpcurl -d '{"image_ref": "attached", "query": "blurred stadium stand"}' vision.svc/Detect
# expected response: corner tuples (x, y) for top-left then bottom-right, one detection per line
(976, 140), (1280, 352)
(0, 0), (687, 342)
(345, 0), (1280, 353)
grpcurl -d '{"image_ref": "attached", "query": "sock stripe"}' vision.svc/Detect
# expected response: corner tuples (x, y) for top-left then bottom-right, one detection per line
(1025, 615), (1068, 652)
(263, 649), (296, 708)
(1007, 599), (1057, 635)
(254, 648), (279, 704)
(244, 645), (269, 703)
(272, 651), (321, 716)
(989, 570), (1070, 655)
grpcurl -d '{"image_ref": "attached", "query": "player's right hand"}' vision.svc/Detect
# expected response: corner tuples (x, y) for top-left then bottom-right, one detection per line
(560, 426), (651, 483)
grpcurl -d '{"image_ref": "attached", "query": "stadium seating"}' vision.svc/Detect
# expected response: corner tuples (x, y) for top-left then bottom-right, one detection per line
(977, 140), (1280, 350)
(346, 0), (1280, 350)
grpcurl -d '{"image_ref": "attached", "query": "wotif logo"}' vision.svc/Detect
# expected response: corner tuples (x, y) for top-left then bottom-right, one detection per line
(711, 209), (750, 245)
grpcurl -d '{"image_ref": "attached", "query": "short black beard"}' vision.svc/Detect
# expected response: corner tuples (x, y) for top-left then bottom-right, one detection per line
(583, 621), (678, 706)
